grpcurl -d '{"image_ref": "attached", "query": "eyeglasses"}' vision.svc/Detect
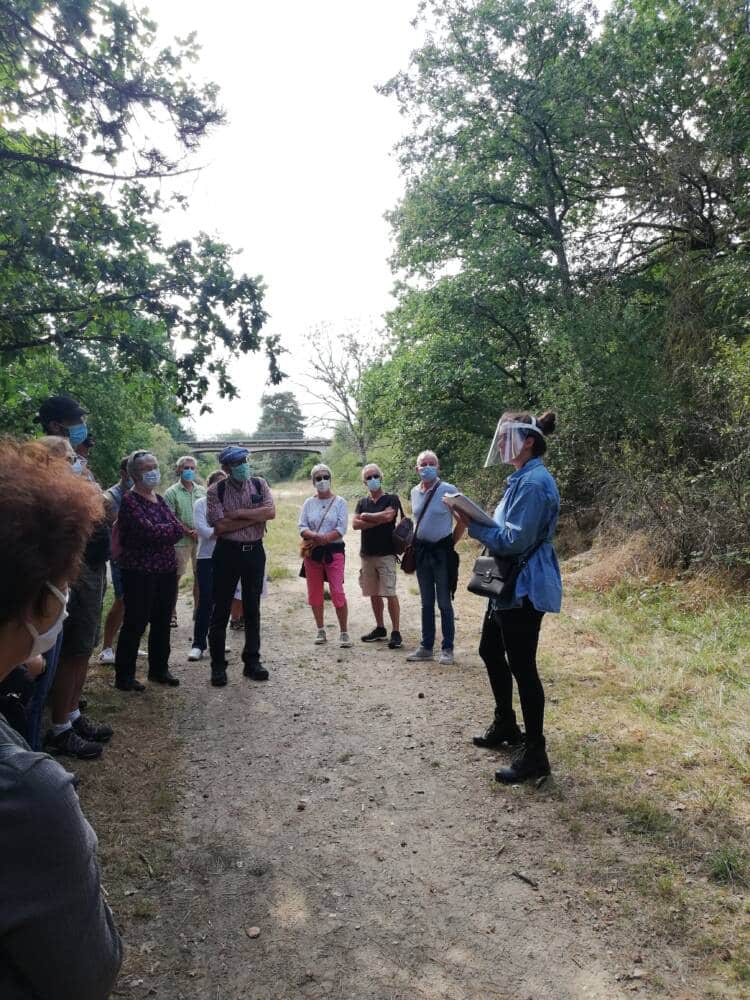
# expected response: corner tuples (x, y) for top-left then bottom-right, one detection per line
(364, 475), (379, 481)
(314, 476), (330, 483)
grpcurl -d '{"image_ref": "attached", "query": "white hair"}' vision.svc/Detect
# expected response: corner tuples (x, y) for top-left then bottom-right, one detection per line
(416, 450), (439, 466)
(310, 463), (332, 480)
(362, 463), (382, 481)
(175, 454), (196, 472)
(127, 450), (157, 477)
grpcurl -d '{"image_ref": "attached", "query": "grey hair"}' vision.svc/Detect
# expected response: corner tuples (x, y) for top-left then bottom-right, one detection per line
(416, 449), (439, 466)
(175, 454), (196, 472)
(127, 450), (157, 478)
(362, 463), (382, 481)
(310, 463), (332, 481)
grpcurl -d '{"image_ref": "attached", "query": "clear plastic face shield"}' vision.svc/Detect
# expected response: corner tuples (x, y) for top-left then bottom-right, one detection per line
(484, 419), (544, 467)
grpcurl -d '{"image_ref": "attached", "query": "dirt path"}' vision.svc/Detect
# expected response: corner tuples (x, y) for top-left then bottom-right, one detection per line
(101, 496), (668, 1000)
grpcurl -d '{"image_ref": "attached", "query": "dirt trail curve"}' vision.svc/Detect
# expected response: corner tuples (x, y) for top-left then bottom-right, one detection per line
(114, 493), (663, 1000)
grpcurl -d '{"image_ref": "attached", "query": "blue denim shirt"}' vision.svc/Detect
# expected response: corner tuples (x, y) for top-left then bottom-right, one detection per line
(467, 458), (562, 612)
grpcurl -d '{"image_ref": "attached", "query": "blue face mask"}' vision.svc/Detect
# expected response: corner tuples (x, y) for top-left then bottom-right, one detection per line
(181, 469), (196, 482)
(366, 477), (381, 492)
(230, 462), (250, 482)
(67, 422), (88, 448)
(418, 465), (438, 482)
(142, 469), (161, 487)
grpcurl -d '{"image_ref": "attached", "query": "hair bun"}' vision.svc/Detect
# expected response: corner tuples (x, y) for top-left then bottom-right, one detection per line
(537, 411), (556, 435)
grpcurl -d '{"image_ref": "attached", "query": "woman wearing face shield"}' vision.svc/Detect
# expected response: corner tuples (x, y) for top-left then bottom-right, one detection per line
(453, 411), (561, 784)
(114, 451), (185, 691)
(0, 438), (123, 999)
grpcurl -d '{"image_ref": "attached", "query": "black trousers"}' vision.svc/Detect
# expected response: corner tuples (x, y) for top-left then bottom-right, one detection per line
(208, 539), (265, 670)
(478, 599), (546, 743)
(115, 569), (177, 685)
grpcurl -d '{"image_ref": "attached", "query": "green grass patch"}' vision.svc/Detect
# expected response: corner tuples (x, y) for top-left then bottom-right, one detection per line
(708, 846), (749, 887)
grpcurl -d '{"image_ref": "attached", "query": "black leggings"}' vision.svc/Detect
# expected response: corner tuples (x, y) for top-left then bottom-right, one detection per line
(478, 599), (545, 743)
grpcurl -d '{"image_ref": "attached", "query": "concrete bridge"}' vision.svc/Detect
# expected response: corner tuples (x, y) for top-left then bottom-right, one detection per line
(179, 437), (331, 455)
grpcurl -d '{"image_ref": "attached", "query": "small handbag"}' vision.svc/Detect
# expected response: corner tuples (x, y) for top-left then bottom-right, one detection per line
(467, 540), (545, 600)
(400, 481), (440, 575)
(391, 508), (412, 556)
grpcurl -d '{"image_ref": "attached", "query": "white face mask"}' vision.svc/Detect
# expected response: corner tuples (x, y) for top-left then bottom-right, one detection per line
(25, 583), (69, 657)
(315, 477), (331, 493)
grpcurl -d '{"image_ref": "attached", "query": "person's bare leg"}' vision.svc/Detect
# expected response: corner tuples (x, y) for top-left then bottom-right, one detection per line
(49, 654), (88, 725)
(370, 595), (385, 628)
(387, 595), (401, 632)
(312, 605), (324, 628)
(334, 602), (348, 632)
(102, 597), (124, 649)
(231, 597), (243, 622)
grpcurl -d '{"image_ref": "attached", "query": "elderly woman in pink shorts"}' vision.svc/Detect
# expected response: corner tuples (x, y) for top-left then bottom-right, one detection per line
(298, 464), (351, 648)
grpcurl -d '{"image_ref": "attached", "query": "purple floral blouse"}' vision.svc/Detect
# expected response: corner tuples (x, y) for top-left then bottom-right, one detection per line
(117, 491), (185, 573)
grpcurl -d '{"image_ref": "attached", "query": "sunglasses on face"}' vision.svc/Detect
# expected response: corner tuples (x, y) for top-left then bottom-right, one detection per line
(314, 476), (330, 483)
(364, 474), (379, 481)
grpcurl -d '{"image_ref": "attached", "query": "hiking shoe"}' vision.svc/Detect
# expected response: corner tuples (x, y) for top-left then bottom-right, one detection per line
(115, 680), (146, 692)
(314, 628), (327, 644)
(149, 671), (180, 687)
(406, 646), (434, 662)
(495, 741), (551, 784)
(188, 647), (204, 661)
(243, 662), (269, 681)
(473, 717), (523, 750)
(211, 669), (228, 687)
(73, 714), (113, 744)
(137, 648), (147, 658)
(339, 632), (353, 648)
(361, 626), (387, 642)
(438, 650), (454, 666)
(170, 614), (178, 628)
(44, 726), (103, 760)
(98, 647), (115, 664)
(387, 631), (403, 649)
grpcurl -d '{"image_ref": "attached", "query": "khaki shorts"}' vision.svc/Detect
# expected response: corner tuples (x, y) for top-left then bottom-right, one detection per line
(359, 554), (398, 598)
(175, 540), (198, 578)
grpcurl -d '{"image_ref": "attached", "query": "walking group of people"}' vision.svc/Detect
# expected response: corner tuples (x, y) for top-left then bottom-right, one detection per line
(0, 397), (560, 998)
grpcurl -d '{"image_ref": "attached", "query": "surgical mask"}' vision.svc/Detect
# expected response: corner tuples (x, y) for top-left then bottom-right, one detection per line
(485, 419), (543, 466)
(315, 477), (331, 493)
(181, 469), (196, 482)
(67, 422), (88, 448)
(71, 458), (84, 476)
(230, 462), (250, 482)
(25, 583), (69, 657)
(142, 469), (161, 487)
(366, 477), (381, 492)
(418, 465), (438, 482)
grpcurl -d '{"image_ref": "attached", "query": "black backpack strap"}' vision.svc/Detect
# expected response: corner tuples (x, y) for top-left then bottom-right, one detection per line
(217, 479), (226, 503)
(251, 477), (262, 493)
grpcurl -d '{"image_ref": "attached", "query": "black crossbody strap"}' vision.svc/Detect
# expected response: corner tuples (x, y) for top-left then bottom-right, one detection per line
(414, 480), (440, 538)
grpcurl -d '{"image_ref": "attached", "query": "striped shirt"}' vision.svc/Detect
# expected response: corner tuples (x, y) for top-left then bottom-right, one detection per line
(206, 476), (274, 543)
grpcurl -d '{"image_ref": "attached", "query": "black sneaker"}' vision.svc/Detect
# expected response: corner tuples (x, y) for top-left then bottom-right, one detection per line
(115, 679), (146, 692)
(44, 726), (103, 760)
(211, 669), (228, 687)
(473, 716), (523, 749)
(495, 741), (551, 784)
(387, 630), (403, 649)
(361, 626), (388, 642)
(243, 662), (269, 681)
(148, 671), (180, 687)
(73, 714), (113, 743)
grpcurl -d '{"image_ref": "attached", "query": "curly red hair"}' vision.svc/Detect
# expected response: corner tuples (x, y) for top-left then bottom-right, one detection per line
(0, 438), (105, 625)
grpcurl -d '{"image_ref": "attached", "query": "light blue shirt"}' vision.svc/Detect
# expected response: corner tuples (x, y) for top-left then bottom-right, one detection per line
(468, 458), (562, 613)
(410, 480), (458, 543)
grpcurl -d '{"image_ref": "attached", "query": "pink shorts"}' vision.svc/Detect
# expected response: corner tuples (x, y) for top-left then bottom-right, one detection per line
(304, 552), (347, 608)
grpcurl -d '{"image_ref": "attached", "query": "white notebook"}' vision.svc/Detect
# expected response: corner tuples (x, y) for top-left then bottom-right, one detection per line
(442, 492), (496, 527)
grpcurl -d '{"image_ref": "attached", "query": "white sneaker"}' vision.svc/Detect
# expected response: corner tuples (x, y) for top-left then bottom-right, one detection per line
(406, 646), (434, 662)
(339, 632), (353, 648)
(438, 650), (455, 666)
(188, 647), (203, 661)
(137, 648), (147, 658)
(98, 647), (115, 664)
(314, 628), (327, 644)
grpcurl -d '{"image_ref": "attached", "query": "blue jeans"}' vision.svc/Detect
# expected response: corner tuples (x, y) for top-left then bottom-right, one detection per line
(192, 558), (213, 651)
(26, 631), (64, 750)
(415, 541), (454, 651)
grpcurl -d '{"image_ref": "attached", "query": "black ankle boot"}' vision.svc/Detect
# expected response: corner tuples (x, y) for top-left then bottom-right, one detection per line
(473, 712), (523, 749)
(495, 739), (550, 783)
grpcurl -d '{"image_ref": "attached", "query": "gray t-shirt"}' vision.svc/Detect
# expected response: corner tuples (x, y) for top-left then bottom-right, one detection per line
(0, 715), (122, 999)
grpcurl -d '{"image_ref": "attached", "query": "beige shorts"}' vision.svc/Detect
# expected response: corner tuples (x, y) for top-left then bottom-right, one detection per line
(359, 554), (398, 598)
(175, 540), (198, 578)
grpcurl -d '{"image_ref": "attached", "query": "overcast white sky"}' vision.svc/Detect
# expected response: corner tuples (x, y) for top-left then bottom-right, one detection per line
(146, 0), (422, 438)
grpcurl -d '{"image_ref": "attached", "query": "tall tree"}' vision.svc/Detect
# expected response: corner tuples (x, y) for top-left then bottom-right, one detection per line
(255, 391), (306, 481)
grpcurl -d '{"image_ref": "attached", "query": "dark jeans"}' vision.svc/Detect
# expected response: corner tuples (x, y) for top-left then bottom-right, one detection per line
(478, 600), (545, 743)
(26, 631), (64, 750)
(192, 558), (213, 651)
(208, 540), (265, 670)
(415, 538), (455, 651)
(115, 570), (177, 685)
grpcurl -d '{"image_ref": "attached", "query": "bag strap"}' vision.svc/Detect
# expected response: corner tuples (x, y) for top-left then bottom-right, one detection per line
(312, 496), (336, 533)
(414, 481), (440, 538)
